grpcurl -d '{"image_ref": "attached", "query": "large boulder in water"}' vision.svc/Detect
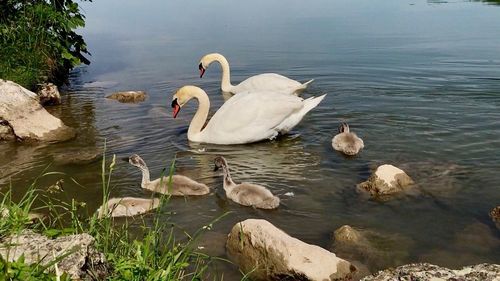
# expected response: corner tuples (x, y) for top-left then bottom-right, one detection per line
(361, 263), (500, 281)
(0, 230), (107, 279)
(0, 80), (75, 142)
(357, 164), (414, 198)
(226, 219), (356, 281)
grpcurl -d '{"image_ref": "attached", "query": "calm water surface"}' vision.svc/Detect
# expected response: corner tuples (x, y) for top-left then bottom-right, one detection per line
(2, 0), (500, 277)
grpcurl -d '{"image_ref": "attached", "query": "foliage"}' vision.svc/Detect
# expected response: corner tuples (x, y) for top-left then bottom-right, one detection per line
(0, 0), (91, 89)
(0, 145), (231, 280)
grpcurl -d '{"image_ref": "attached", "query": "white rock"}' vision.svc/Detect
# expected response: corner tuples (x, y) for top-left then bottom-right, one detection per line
(226, 219), (356, 281)
(0, 80), (75, 142)
(357, 164), (414, 197)
(0, 230), (106, 279)
(361, 263), (500, 281)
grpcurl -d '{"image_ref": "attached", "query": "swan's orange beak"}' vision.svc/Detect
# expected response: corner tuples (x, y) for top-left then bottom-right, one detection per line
(199, 63), (206, 78)
(171, 98), (181, 118)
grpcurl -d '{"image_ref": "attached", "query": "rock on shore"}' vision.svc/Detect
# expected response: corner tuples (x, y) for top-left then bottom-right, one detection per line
(361, 263), (500, 281)
(357, 164), (414, 197)
(37, 83), (62, 105)
(0, 230), (107, 279)
(226, 219), (356, 281)
(106, 91), (147, 103)
(0, 80), (75, 142)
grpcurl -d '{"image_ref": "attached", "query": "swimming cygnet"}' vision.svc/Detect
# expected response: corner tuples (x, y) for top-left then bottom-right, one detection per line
(332, 122), (364, 156)
(97, 197), (160, 218)
(213, 156), (279, 209)
(129, 154), (210, 196)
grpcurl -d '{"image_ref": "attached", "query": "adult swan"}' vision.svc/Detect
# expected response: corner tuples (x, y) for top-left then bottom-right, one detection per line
(171, 86), (326, 145)
(198, 53), (314, 95)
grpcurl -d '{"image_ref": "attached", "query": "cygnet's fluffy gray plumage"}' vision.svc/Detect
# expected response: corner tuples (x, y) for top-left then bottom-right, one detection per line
(213, 156), (279, 209)
(129, 154), (210, 196)
(332, 123), (364, 156)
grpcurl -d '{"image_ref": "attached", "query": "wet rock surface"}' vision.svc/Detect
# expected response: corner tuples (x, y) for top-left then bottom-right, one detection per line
(0, 80), (75, 142)
(0, 230), (107, 280)
(226, 219), (356, 281)
(106, 91), (147, 103)
(52, 148), (102, 165)
(357, 164), (414, 198)
(332, 225), (412, 272)
(360, 263), (500, 281)
(37, 83), (62, 105)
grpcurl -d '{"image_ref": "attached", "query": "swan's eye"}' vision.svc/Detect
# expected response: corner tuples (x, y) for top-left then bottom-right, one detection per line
(198, 63), (203, 70)
(171, 98), (178, 108)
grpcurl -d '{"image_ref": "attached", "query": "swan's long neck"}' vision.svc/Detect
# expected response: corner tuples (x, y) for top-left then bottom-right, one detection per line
(187, 89), (210, 141)
(210, 54), (232, 92)
(138, 165), (151, 188)
(221, 164), (236, 193)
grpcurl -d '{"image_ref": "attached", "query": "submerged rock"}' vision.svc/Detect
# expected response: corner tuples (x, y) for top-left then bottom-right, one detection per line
(332, 225), (412, 272)
(0, 80), (75, 142)
(106, 91), (147, 103)
(0, 230), (107, 279)
(0, 119), (15, 140)
(490, 206), (500, 223)
(37, 83), (61, 105)
(361, 263), (500, 281)
(357, 164), (414, 197)
(97, 197), (160, 218)
(226, 219), (356, 281)
(52, 149), (102, 165)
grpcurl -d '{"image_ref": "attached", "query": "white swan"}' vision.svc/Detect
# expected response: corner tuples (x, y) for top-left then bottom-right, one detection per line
(198, 53), (314, 95)
(332, 123), (364, 156)
(171, 85), (326, 145)
(213, 156), (279, 209)
(129, 154), (210, 196)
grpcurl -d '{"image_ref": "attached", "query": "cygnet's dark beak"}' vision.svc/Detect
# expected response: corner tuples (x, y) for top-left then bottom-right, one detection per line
(121, 157), (129, 162)
(213, 165), (219, 172)
(199, 63), (206, 78)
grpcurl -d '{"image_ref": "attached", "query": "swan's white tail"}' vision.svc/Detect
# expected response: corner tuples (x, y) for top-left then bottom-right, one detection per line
(256, 195), (280, 209)
(276, 93), (327, 134)
(293, 79), (315, 95)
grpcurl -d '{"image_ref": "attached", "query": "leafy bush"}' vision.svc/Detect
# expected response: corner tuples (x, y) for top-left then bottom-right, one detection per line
(0, 0), (91, 89)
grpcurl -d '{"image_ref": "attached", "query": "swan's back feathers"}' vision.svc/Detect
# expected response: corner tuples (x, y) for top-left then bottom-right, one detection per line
(228, 182), (279, 209)
(201, 92), (304, 144)
(275, 94), (326, 134)
(146, 175), (210, 196)
(233, 73), (302, 94)
(332, 132), (364, 156)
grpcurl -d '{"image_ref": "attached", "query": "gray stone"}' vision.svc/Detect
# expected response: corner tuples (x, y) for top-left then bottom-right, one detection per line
(226, 219), (356, 281)
(37, 83), (61, 105)
(0, 80), (75, 142)
(106, 91), (146, 103)
(332, 225), (412, 273)
(357, 164), (414, 198)
(53, 149), (101, 165)
(361, 263), (500, 281)
(0, 230), (107, 280)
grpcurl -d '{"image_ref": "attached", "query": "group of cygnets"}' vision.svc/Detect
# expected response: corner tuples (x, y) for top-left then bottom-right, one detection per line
(98, 53), (363, 218)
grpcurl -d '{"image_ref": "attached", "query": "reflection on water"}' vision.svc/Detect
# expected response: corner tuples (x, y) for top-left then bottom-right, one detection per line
(1, 0), (500, 277)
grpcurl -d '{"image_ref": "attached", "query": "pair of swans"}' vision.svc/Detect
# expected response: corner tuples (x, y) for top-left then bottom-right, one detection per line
(170, 53), (324, 145)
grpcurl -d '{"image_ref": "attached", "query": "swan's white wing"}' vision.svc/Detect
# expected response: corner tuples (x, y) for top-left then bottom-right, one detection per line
(200, 91), (303, 144)
(233, 73), (302, 94)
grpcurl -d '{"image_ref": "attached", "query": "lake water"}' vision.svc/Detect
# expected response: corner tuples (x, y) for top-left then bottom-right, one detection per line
(1, 0), (500, 278)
